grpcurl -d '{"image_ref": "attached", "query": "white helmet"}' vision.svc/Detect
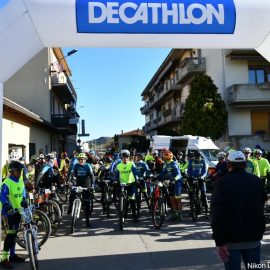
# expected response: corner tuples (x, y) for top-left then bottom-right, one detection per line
(121, 149), (130, 157)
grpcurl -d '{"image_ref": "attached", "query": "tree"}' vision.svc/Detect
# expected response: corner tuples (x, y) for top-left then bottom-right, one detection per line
(181, 73), (227, 140)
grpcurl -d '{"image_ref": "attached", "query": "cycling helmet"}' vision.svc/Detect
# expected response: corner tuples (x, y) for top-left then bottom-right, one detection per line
(177, 151), (184, 156)
(217, 151), (226, 160)
(121, 149), (130, 157)
(135, 152), (144, 159)
(255, 149), (263, 155)
(153, 150), (159, 156)
(45, 154), (53, 161)
(163, 150), (173, 160)
(242, 147), (251, 154)
(8, 161), (24, 172)
(30, 155), (39, 163)
(39, 153), (45, 159)
(77, 153), (87, 159)
(227, 151), (246, 162)
(105, 157), (112, 163)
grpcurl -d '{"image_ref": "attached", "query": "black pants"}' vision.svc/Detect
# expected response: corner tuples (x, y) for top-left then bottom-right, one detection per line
(3, 212), (21, 252)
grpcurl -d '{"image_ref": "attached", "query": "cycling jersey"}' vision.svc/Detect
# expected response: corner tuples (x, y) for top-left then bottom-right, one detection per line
(135, 160), (151, 178)
(0, 176), (26, 210)
(73, 162), (94, 188)
(116, 161), (137, 184)
(256, 157), (270, 177)
(158, 160), (182, 182)
(145, 154), (155, 162)
(187, 158), (207, 178)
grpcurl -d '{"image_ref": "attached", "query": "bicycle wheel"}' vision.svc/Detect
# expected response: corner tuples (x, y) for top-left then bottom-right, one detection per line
(152, 197), (165, 229)
(26, 231), (39, 270)
(71, 199), (81, 234)
(51, 198), (64, 216)
(16, 210), (51, 249)
(45, 200), (62, 235)
(118, 196), (125, 231)
(104, 189), (111, 218)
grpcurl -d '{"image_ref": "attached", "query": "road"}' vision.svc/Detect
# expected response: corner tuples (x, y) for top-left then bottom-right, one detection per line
(6, 196), (270, 270)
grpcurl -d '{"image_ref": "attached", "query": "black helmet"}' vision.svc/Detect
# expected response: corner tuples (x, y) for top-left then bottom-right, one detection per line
(8, 161), (24, 172)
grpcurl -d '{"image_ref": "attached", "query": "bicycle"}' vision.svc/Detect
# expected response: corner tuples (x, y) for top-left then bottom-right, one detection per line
(118, 182), (129, 231)
(136, 177), (151, 217)
(3, 205), (40, 270)
(186, 177), (203, 221)
(150, 179), (170, 229)
(102, 179), (115, 218)
(34, 188), (62, 235)
(70, 186), (93, 234)
(15, 201), (51, 249)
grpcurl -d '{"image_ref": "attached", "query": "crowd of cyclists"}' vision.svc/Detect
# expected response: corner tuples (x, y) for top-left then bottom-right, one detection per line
(0, 144), (270, 268)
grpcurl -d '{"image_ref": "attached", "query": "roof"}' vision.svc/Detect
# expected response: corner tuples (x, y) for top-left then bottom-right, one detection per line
(118, 129), (145, 137)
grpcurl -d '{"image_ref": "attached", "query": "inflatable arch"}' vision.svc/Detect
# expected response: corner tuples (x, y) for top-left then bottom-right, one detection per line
(0, 0), (270, 165)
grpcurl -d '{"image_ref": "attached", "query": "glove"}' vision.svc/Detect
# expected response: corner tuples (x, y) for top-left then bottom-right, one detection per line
(3, 203), (13, 214)
(20, 199), (28, 209)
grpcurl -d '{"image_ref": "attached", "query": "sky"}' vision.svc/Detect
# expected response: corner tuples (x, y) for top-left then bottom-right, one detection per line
(63, 48), (171, 141)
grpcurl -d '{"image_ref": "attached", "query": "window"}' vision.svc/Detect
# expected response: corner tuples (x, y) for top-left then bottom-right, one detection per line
(248, 65), (270, 84)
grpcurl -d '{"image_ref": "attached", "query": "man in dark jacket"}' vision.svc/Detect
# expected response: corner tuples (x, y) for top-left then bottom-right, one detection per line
(211, 150), (267, 270)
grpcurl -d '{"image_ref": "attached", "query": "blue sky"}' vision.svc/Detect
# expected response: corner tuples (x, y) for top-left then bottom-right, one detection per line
(63, 48), (171, 140)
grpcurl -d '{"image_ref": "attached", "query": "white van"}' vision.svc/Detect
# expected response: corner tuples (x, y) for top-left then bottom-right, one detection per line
(151, 134), (220, 169)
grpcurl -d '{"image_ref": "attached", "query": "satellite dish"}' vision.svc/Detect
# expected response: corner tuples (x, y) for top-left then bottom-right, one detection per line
(53, 62), (64, 73)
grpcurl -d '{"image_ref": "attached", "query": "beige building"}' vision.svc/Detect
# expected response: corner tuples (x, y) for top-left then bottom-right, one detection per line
(3, 48), (79, 163)
(141, 49), (270, 150)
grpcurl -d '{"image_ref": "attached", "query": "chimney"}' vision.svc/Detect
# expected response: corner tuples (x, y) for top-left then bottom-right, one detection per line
(121, 130), (123, 134)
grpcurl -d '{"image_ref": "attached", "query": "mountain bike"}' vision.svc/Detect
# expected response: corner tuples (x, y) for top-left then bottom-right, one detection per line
(3, 206), (40, 270)
(70, 186), (93, 234)
(151, 179), (169, 229)
(15, 203), (51, 249)
(34, 188), (62, 235)
(102, 179), (115, 218)
(186, 177), (203, 221)
(118, 183), (129, 231)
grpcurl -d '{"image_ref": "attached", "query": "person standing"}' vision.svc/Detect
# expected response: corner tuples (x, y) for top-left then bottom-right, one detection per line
(0, 161), (28, 268)
(211, 151), (267, 270)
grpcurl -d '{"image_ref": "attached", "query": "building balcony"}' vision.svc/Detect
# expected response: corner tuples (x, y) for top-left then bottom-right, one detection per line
(140, 103), (150, 115)
(177, 57), (206, 84)
(163, 109), (172, 117)
(227, 83), (270, 107)
(51, 72), (77, 103)
(172, 103), (185, 120)
(51, 114), (78, 135)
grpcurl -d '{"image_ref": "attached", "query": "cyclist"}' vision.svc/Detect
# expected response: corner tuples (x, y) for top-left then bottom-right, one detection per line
(115, 149), (138, 222)
(187, 151), (208, 213)
(243, 147), (260, 177)
(134, 153), (151, 215)
(212, 152), (228, 181)
(152, 150), (163, 174)
(67, 153), (95, 227)
(254, 149), (270, 189)
(0, 161), (28, 268)
(158, 150), (183, 221)
(35, 155), (61, 190)
(67, 150), (78, 181)
(177, 152), (188, 176)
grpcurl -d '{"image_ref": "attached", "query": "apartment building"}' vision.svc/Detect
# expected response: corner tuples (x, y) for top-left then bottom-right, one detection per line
(141, 49), (270, 150)
(3, 48), (79, 162)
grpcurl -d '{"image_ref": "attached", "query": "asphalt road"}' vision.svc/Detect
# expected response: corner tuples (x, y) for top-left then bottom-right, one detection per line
(4, 195), (270, 270)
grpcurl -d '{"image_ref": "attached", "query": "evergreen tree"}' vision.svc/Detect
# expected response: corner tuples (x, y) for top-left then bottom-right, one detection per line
(181, 73), (227, 140)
